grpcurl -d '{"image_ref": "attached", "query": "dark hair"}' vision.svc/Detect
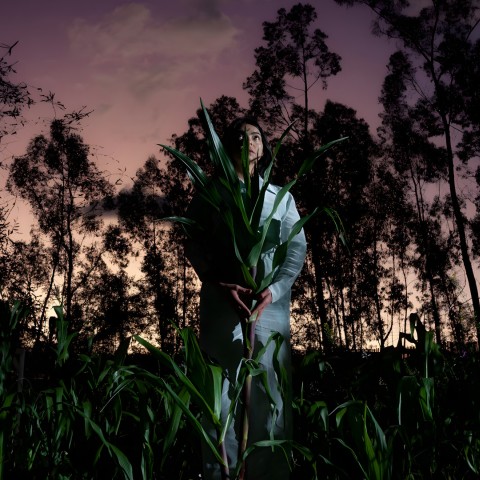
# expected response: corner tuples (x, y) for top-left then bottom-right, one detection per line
(222, 116), (272, 176)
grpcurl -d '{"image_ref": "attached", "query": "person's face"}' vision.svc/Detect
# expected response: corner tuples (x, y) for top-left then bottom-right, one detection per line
(244, 124), (263, 162)
(233, 123), (264, 175)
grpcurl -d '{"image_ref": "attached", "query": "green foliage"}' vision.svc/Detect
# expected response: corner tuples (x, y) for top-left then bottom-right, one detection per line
(135, 328), (291, 478)
(0, 301), (27, 479)
(0, 301), (199, 479)
(0, 41), (33, 141)
(160, 99), (347, 292)
(292, 318), (480, 479)
(1, 299), (479, 478)
(135, 330), (226, 467)
(159, 98), (348, 477)
(334, 401), (390, 480)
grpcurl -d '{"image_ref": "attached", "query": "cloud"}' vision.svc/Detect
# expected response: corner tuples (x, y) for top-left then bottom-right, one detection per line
(68, 3), (239, 69)
(67, 2), (240, 103)
(177, 0), (228, 18)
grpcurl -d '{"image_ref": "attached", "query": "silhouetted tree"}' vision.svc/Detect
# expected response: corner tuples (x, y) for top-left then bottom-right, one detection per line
(117, 156), (183, 352)
(335, 0), (480, 346)
(7, 119), (113, 343)
(305, 101), (379, 350)
(73, 249), (145, 353)
(377, 50), (448, 344)
(243, 3), (348, 352)
(160, 96), (248, 341)
(244, 2), (341, 145)
(0, 41), (32, 143)
(0, 232), (50, 344)
(0, 41), (33, 308)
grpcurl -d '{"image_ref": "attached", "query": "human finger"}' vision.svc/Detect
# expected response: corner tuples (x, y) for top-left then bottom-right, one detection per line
(252, 288), (272, 319)
(218, 283), (252, 316)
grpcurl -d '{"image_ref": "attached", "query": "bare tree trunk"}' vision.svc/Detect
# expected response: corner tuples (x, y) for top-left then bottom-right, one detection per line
(441, 116), (480, 347)
(36, 253), (58, 346)
(408, 160), (443, 345)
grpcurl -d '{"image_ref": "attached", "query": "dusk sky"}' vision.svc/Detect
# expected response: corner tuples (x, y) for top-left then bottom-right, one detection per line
(2, 0), (401, 226)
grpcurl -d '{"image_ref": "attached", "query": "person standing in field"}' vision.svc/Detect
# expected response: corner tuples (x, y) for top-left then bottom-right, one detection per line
(185, 116), (307, 480)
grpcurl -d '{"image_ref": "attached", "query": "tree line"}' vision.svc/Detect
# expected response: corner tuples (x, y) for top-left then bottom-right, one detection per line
(1, 0), (479, 354)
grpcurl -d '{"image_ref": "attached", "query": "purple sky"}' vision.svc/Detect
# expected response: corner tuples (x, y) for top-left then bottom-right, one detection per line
(1, 0), (398, 183)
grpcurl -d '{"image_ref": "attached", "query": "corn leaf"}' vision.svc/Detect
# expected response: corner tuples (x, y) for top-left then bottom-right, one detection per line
(162, 386), (190, 461)
(161, 379), (225, 466)
(200, 99), (238, 187)
(134, 335), (221, 428)
(297, 137), (349, 178)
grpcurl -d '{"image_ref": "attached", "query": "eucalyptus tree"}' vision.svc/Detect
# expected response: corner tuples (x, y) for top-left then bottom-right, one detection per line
(376, 50), (449, 344)
(243, 3), (356, 352)
(335, 0), (480, 346)
(117, 98), (250, 351)
(0, 233), (50, 345)
(269, 100), (380, 351)
(7, 119), (113, 342)
(243, 2), (341, 144)
(298, 101), (380, 350)
(0, 42), (33, 303)
(0, 41), (32, 143)
(473, 171), (480, 258)
(372, 162), (417, 345)
(117, 156), (179, 351)
(375, 48), (478, 347)
(0, 41), (78, 145)
(73, 251), (145, 353)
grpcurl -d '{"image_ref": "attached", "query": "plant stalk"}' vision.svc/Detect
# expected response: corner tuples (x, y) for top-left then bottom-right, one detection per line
(238, 266), (258, 480)
(220, 438), (230, 479)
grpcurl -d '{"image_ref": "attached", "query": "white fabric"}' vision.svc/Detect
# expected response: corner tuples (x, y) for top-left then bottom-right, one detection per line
(186, 178), (307, 480)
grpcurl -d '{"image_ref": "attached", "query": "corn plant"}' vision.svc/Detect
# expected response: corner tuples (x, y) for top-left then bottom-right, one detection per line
(291, 314), (475, 480)
(156, 100), (347, 478)
(0, 302), (189, 480)
(333, 400), (392, 480)
(9, 307), (137, 479)
(392, 313), (441, 476)
(0, 300), (27, 480)
(135, 328), (278, 478)
(161, 102), (346, 294)
(136, 327), (314, 479)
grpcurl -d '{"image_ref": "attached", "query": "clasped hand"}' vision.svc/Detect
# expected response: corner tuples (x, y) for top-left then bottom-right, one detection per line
(218, 282), (272, 320)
